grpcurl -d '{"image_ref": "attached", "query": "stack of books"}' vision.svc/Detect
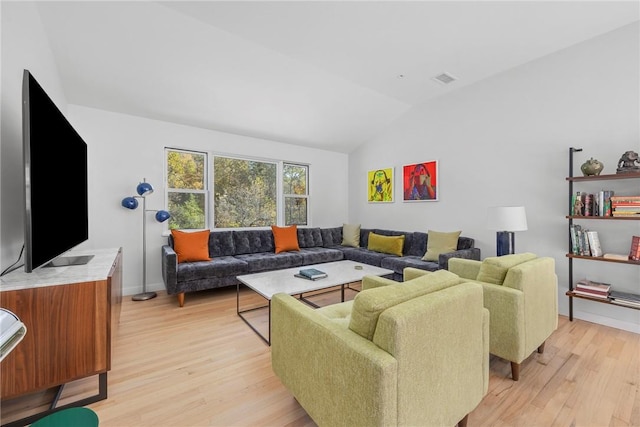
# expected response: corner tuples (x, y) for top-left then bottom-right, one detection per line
(573, 279), (610, 299)
(611, 195), (640, 217)
(609, 290), (640, 308)
(569, 225), (603, 257)
(295, 268), (328, 280)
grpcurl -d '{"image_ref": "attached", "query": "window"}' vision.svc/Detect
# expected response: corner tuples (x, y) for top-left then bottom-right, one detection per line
(213, 156), (277, 228)
(166, 149), (207, 230)
(283, 163), (308, 226)
(166, 150), (309, 229)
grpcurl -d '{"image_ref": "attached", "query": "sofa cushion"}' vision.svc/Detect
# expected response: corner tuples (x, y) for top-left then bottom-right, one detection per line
(367, 232), (404, 256)
(476, 252), (537, 285)
(235, 251), (303, 273)
(341, 223), (361, 247)
(422, 230), (461, 261)
(176, 256), (247, 281)
(381, 255), (440, 276)
(272, 225), (300, 254)
(349, 270), (460, 340)
(297, 227), (323, 248)
(299, 247), (344, 265)
(171, 229), (211, 263)
(233, 229), (274, 254)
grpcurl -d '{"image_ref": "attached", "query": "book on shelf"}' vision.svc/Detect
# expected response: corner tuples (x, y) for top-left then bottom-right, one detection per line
(298, 268), (328, 280)
(585, 231), (603, 257)
(609, 290), (640, 304)
(603, 253), (630, 261)
(572, 289), (609, 299)
(575, 278), (611, 293)
(630, 236), (640, 261)
(597, 190), (615, 216)
(610, 299), (640, 308)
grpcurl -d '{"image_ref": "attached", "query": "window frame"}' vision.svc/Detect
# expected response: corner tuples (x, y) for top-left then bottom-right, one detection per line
(165, 148), (310, 230)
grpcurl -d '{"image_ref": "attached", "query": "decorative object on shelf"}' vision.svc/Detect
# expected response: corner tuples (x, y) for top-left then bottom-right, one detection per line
(367, 167), (394, 203)
(121, 178), (171, 301)
(580, 157), (604, 176)
(402, 160), (438, 202)
(616, 150), (640, 174)
(486, 206), (528, 256)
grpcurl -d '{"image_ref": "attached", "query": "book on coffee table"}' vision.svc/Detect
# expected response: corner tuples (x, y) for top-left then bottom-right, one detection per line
(298, 268), (328, 280)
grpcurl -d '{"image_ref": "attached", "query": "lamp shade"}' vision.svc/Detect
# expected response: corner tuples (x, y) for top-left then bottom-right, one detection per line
(136, 182), (154, 197)
(121, 197), (139, 210)
(487, 206), (528, 231)
(155, 210), (171, 223)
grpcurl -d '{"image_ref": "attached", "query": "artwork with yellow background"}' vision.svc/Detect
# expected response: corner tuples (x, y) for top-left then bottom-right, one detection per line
(368, 167), (394, 203)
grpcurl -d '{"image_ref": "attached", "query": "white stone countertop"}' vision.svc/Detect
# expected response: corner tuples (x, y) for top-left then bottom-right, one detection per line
(0, 248), (121, 291)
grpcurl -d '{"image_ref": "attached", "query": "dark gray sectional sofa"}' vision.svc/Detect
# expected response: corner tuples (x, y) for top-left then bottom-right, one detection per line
(161, 226), (480, 307)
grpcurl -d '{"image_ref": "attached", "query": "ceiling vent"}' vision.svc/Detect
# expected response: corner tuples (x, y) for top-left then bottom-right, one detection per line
(432, 72), (457, 85)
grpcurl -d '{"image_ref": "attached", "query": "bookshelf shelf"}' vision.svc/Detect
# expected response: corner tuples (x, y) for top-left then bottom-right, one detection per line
(565, 253), (640, 265)
(566, 215), (640, 221)
(565, 291), (640, 310)
(566, 147), (640, 321)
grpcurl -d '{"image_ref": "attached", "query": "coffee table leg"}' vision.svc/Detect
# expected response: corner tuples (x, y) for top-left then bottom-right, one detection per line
(236, 282), (271, 346)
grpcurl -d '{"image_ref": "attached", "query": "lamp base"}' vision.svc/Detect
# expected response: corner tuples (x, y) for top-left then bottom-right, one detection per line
(496, 231), (515, 256)
(132, 291), (157, 301)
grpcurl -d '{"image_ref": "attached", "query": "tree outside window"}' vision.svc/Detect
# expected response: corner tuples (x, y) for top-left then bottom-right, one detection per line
(283, 163), (308, 226)
(213, 157), (277, 228)
(166, 149), (309, 229)
(166, 149), (207, 229)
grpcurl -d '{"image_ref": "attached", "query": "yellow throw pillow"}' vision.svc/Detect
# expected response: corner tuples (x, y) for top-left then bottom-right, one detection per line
(367, 232), (404, 256)
(171, 229), (211, 263)
(271, 225), (300, 254)
(341, 223), (361, 247)
(422, 230), (461, 261)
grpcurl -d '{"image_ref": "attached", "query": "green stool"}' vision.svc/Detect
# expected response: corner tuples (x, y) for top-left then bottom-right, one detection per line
(31, 407), (99, 427)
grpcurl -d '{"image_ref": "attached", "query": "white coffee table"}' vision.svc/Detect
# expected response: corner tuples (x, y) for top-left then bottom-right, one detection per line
(236, 260), (393, 345)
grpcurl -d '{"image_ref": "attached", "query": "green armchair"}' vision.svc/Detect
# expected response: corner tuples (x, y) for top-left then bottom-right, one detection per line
(271, 270), (489, 427)
(448, 253), (558, 381)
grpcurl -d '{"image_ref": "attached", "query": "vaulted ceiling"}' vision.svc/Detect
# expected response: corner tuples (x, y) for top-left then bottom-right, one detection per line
(35, 1), (639, 153)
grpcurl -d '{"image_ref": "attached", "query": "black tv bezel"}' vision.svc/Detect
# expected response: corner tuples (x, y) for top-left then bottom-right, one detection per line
(22, 69), (91, 272)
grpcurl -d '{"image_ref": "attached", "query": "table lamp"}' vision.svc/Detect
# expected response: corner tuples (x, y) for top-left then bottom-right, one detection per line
(487, 206), (528, 256)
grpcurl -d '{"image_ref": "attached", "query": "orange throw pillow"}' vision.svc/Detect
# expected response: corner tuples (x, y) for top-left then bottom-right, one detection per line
(271, 225), (300, 254)
(171, 229), (211, 263)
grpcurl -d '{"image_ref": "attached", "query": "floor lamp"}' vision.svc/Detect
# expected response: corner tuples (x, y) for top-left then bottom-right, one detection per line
(121, 179), (171, 301)
(487, 206), (528, 256)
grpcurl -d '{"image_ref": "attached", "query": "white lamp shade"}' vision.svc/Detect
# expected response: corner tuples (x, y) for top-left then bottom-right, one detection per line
(487, 206), (528, 231)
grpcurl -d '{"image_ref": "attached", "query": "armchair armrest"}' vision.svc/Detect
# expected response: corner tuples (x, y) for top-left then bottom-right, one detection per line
(161, 245), (178, 295)
(438, 247), (481, 270)
(448, 257), (482, 280)
(271, 293), (398, 427)
(362, 275), (398, 290)
(403, 267), (431, 281)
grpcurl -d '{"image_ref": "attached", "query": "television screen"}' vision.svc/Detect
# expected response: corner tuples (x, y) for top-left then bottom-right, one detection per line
(23, 70), (91, 272)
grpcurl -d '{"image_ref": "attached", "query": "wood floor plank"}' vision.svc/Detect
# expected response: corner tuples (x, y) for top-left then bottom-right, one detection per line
(2, 286), (639, 426)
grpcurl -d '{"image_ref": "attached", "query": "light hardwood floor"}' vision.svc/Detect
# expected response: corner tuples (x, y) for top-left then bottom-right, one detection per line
(2, 285), (639, 426)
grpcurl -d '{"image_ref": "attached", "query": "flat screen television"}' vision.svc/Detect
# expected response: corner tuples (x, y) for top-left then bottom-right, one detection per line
(23, 69), (93, 272)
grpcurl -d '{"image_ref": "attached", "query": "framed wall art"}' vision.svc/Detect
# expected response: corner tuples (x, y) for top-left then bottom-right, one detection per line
(367, 167), (394, 203)
(402, 160), (438, 202)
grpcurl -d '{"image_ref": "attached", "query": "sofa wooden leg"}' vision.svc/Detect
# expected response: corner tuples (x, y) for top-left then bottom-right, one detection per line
(511, 362), (520, 381)
(457, 414), (469, 427)
(177, 293), (185, 307)
(538, 341), (546, 354)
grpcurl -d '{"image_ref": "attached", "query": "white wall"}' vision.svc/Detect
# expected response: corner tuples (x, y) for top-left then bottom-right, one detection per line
(1, 2), (68, 270)
(349, 22), (640, 333)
